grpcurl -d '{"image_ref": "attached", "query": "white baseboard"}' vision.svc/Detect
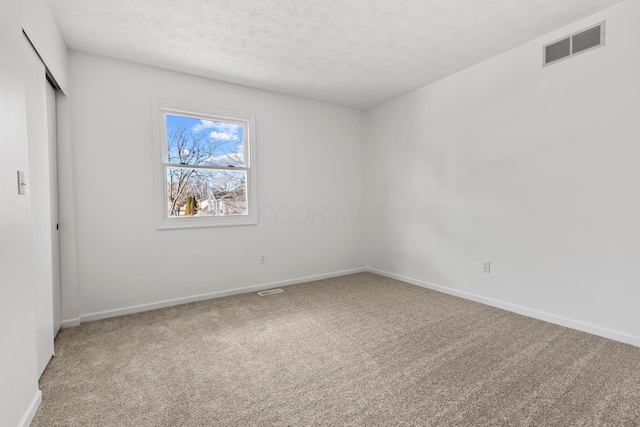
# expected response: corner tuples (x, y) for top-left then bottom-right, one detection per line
(73, 268), (367, 324)
(18, 390), (41, 427)
(61, 317), (81, 329)
(368, 268), (640, 348)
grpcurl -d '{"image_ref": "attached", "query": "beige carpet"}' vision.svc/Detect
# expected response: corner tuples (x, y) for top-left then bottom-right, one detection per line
(33, 273), (640, 426)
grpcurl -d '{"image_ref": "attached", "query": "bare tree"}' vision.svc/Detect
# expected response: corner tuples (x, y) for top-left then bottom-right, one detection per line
(166, 124), (246, 216)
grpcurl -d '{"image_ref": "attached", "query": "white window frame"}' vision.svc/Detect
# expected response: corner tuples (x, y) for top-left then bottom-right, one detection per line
(152, 99), (257, 229)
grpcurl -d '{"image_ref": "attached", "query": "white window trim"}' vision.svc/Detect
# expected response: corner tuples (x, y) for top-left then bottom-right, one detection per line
(151, 99), (258, 229)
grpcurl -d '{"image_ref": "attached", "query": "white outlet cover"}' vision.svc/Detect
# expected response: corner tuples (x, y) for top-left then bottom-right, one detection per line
(483, 262), (491, 273)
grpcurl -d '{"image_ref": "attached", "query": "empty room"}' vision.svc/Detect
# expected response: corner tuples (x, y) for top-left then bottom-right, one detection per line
(2, 0), (640, 426)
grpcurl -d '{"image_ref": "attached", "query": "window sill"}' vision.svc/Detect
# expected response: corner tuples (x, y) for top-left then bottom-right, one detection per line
(156, 214), (258, 230)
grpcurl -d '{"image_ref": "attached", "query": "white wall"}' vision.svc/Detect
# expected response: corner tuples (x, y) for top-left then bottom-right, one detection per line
(0, 1), (41, 426)
(366, 0), (640, 346)
(66, 53), (366, 320)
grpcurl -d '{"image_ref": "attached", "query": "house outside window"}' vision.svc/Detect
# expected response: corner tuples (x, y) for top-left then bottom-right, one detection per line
(152, 100), (257, 229)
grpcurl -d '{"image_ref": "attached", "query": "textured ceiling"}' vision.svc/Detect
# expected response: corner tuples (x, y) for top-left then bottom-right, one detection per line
(47, 0), (625, 110)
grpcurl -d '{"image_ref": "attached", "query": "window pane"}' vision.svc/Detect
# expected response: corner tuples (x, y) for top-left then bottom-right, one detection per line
(167, 167), (247, 217)
(166, 114), (245, 167)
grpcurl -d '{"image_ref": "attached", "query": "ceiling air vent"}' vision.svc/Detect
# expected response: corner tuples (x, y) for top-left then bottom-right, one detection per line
(543, 22), (605, 66)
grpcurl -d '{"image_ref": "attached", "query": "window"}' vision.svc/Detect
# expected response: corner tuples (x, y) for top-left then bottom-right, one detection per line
(152, 100), (257, 229)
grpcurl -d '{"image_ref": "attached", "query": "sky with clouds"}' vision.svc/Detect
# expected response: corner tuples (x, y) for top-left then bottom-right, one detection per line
(166, 114), (245, 166)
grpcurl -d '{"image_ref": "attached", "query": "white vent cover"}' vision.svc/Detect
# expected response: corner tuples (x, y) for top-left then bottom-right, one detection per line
(544, 22), (605, 66)
(258, 288), (284, 296)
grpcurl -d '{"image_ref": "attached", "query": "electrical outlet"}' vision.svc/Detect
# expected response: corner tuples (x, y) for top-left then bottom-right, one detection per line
(260, 253), (266, 264)
(483, 261), (491, 273)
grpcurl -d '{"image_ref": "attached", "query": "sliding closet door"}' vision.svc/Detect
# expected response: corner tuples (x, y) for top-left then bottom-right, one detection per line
(24, 36), (55, 377)
(47, 81), (62, 336)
